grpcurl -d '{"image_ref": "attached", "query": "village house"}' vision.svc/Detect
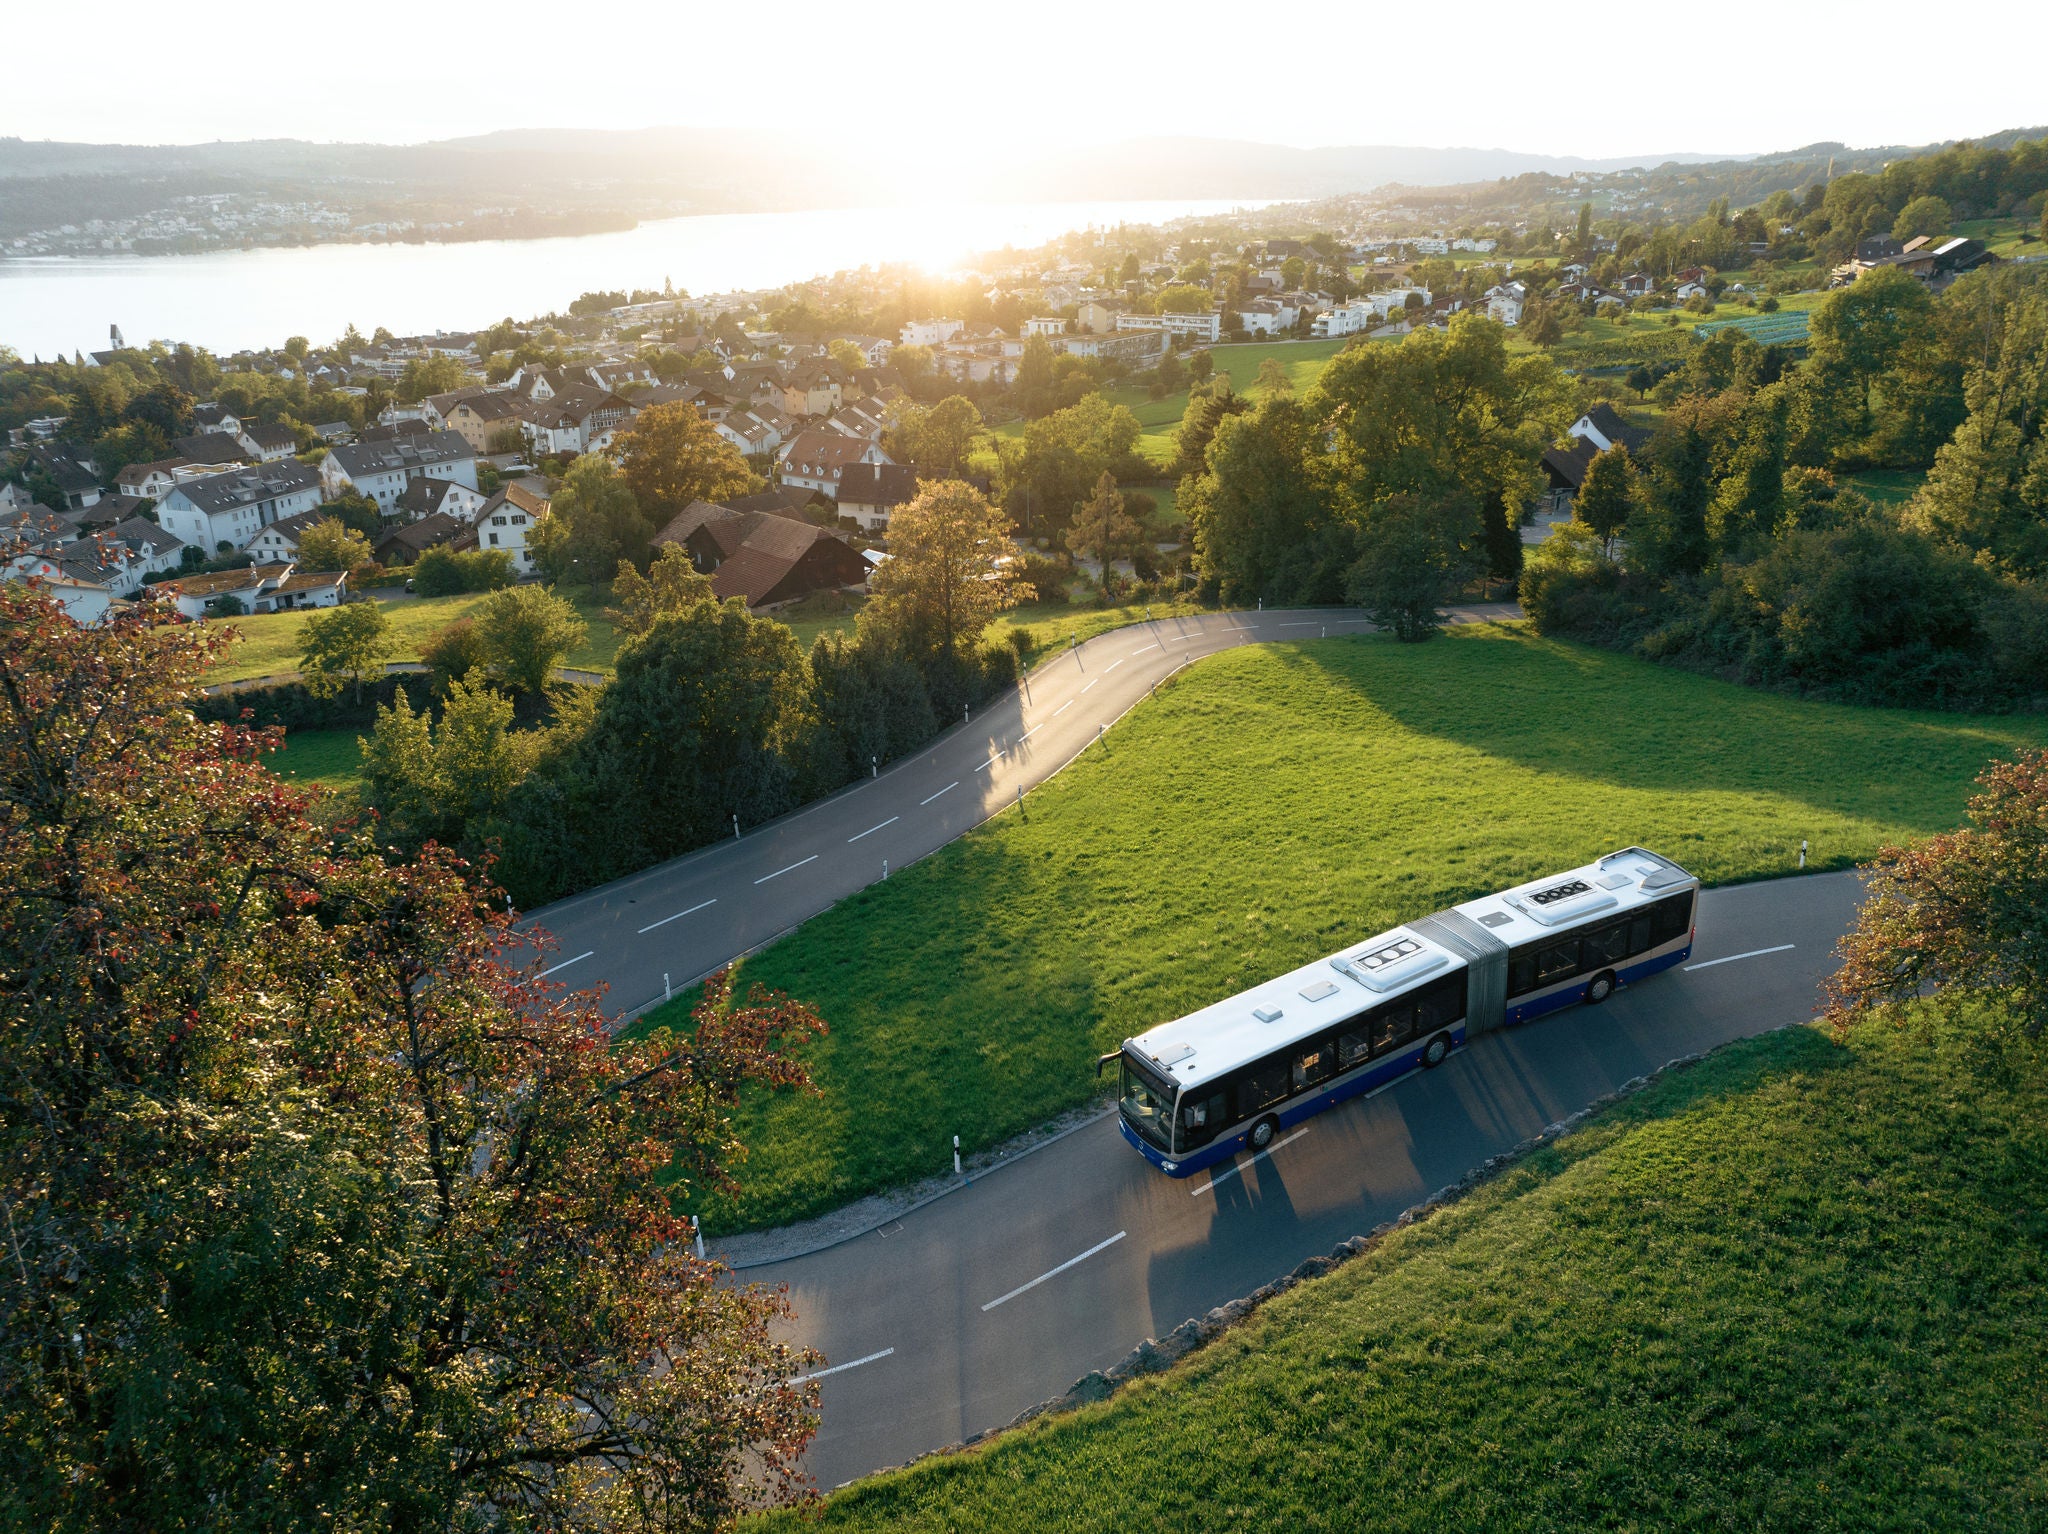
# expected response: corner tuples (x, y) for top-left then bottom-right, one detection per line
(900, 318), (964, 348)
(518, 384), (636, 457)
(451, 482), (550, 574)
(157, 461), (324, 552)
(376, 512), (466, 566)
(1076, 299), (1122, 334)
(777, 430), (892, 498)
(158, 562), (349, 620)
(320, 432), (479, 513)
(441, 392), (525, 454)
(235, 422), (300, 461)
(1056, 328), (1166, 365)
(1116, 310), (1222, 344)
(652, 501), (868, 609)
(246, 507), (332, 563)
(170, 432), (254, 468)
(780, 365), (843, 419)
(393, 476), (488, 523)
(835, 462), (920, 533)
(26, 444), (102, 510)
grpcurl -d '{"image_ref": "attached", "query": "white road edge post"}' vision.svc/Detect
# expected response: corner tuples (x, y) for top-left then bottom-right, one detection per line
(953, 1134), (962, 1177)
(1801, 839), (1808, 869)
(732, 813), (739, 842)
(882, 858), (888, 881)
(664, 972), (671, 1003)
(692, 1216), (705, 1261)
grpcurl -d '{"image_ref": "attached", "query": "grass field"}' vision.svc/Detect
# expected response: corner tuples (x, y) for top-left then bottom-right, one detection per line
(201, 583), (862, 685)
(992, 338), (1353, 469)
(769, 1016), (2048, 1530)
(265, 727), (366, 790)
(633, 625), (2047, 1232)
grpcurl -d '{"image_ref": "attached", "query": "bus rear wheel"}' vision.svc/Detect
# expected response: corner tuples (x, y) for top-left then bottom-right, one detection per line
(1421, 1033), (1452, 1068)
(1248, 1116), (1279, 1151)
(1586, 970), (1617, 1004)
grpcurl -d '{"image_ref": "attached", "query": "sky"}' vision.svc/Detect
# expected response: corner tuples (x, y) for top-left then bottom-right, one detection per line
(6, 0), (2045, 159)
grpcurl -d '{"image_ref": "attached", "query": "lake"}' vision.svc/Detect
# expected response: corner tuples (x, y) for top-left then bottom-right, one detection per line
(0, 198), (1268, 358)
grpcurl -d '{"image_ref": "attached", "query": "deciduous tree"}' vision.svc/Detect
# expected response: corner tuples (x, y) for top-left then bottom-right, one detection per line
(296, 515), (374, 576)
(864, 479), (1023, 660)
(1825, 748), (2048, 1039)
(1064, 471), (1145, 569)
(473, 583), (588, 694)
(1343, 492), (1479, 641)
(299, 597), (393, 701)
(614, 401), (758, 523)
(606, 544), (715, 636)
(0, 587), (826, 1531)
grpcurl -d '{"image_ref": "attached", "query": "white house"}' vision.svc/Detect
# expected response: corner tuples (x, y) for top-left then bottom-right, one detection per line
(1313, 301), (1379, 338)
(777, 430), (892, 498)
(1116, 310), (1222, 344)
(1486, 281), (1527, 326)
(1022, 317), (1068, 338)
(236, 423), (300, 462)
(159, 563), (349, 619)
(454, 483), (550, 574)
(157, 462), (324, 552)
(899, 318), (964, 348)
(320, 432), (479, 513)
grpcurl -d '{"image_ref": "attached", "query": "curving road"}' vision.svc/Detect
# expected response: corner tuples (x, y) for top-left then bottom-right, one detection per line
(519, 606), (1866, 1490)
(525, 604), (1512, 1020)
(767, 870), (1863, 1488)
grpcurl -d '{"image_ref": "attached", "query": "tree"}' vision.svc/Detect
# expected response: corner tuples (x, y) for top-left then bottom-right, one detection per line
(299, 598), (392, 701)
(1808, 266), (1936, 437)
(120, 381), (194, 439)
(395, 354), (468, 404)
(864, 480), (1023, 660)
(420, 614), (488, 691)
(320, 489), (383, 539)
(887, 395), (982, 479)
(1064, 471), (1144, 570)
(1184, 393), (1329, 602)
(296, 516), (374, 576)
(572, 602), (812, 871)
(1824, 749), (2048, 1039)
(1004, 393), (1143, 536)
(1172, 382), (1249, 480)
(1343, 492), (1479, 641)
(412, 545), (515, 597)
(615, 401), (758, 524)
(606, 545), (716, 636)
(828, 339), (868, 373)
(1891, 195), (1954, 242)
(1575, 444), (1639, 556)
(550, 454), (653, 584)
(0, 587), (825, 1531)
(1188, 350), (1215, 386)
(1256, 357), (1292, 395)
(473, 584), (588, 694)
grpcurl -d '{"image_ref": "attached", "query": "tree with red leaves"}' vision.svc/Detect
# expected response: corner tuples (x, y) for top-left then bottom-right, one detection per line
(0, 584), (827, 1531)
(1825, 748), (2048, 1040)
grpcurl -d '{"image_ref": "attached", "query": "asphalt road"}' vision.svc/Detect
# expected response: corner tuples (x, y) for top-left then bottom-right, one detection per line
(523, 604), (1512, 1020)
(769, 868), (1866, 1489)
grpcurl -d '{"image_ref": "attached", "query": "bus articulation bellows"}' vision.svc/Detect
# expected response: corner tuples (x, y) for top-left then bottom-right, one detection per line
(1106, 847), (1699, 1177)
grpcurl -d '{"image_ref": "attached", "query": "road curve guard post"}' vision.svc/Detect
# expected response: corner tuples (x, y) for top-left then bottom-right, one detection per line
(1800, 839), (1808, 869)
(953, 1134), (962, 1177)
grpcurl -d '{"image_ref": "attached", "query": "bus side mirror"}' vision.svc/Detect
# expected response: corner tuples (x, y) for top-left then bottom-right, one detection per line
(1096, 1051), (1120, 1080)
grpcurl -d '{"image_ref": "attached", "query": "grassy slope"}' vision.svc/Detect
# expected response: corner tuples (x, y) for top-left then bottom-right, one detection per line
(772, 1019), (2048, 1531)
(636, 625), (2047, 1232)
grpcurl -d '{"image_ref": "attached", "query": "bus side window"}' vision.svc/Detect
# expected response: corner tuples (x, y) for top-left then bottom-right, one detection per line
(1535, 939), (1581, 985)
(1371, 999), (1418, 1057)
(1337, 1027), (1372, 1070)
(1627, 913), (1654, 955)
(1415, 972), (1466, 1032)
(1649, 893), (1694, 945)
(1238, 1056), (1293, 1114)
(1292, 1043), (1334, 1092)
(1582, 921), (1630, 968)
(1507, 948), (1539, 997)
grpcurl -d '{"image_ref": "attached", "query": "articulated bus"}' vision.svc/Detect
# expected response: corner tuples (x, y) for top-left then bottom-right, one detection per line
(1107, 847), (1699, 1177)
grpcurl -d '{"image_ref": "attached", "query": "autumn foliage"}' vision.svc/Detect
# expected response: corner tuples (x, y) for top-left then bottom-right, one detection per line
(0, 585), (826, 1530)
(1825, 748), (2048, 1039)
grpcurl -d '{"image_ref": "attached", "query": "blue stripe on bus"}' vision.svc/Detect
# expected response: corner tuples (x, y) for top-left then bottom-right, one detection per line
(1122, 1023), (1468, 1178)
(1504, 945), (1691, 1026)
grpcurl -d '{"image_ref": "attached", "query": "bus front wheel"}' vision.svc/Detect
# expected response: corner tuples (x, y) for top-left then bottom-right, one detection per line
(1421, 1033), (1452, 1068)
(1586, 970), (1617, 1004)
(1249, 1116), (1279, 1151)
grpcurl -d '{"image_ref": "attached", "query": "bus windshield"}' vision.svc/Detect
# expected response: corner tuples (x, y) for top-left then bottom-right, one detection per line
(1119, 1055), (1176, 1151)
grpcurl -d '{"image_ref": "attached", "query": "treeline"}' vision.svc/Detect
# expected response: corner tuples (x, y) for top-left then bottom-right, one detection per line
(1179, 317), (1563, 622)
(344, 482), (1027, 909)
(1522, 265), (2048, 710)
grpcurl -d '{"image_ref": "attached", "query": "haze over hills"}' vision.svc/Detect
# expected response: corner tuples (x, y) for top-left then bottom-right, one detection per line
(2, 123), (2041, 249)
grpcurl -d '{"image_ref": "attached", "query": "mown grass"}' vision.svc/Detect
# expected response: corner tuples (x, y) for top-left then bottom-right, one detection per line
(201, 586), (625, 684)
(765, 1017), (2048, 1530)
(201, 583), (860, 684)
(635, 625), (2047, 1232)
(1841, 467), (1930, 509)
(265, 727), (365, 790)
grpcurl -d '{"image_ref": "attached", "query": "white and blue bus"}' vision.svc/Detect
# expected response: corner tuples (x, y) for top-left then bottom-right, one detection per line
(1107, 847), (1699, 1177)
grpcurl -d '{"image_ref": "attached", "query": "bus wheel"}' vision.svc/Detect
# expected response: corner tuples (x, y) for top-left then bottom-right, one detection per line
(1586, 970), (1617, 1004)
(1249, 1116), (1279, 1151)
(1421, 1033), (1452, 1068)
